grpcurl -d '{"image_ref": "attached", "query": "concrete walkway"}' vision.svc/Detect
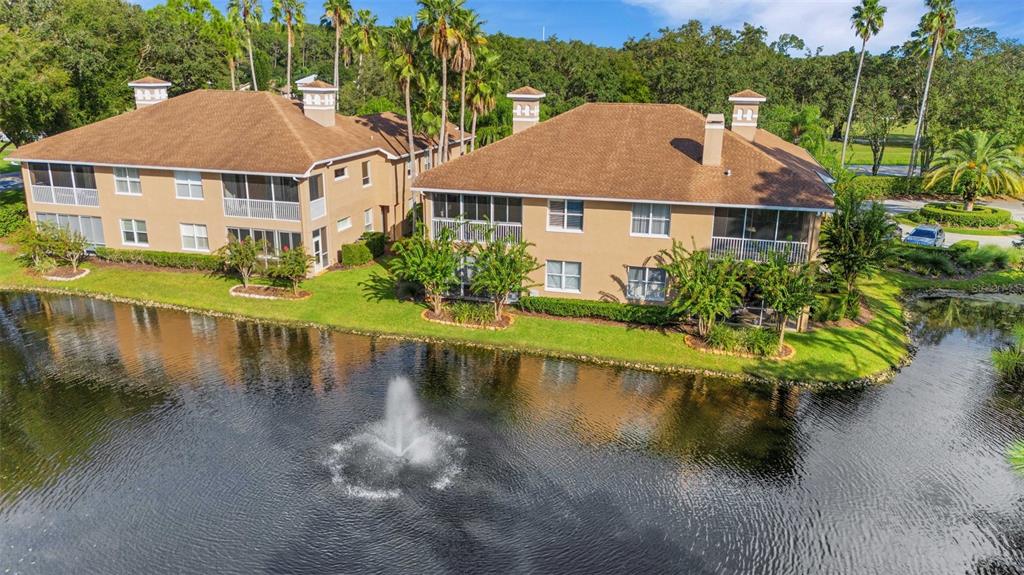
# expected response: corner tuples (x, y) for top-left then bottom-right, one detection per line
(881, 198), (1023, 248)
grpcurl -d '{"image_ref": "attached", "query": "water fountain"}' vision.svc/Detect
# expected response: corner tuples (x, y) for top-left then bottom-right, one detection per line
(326, 377), (464, 499)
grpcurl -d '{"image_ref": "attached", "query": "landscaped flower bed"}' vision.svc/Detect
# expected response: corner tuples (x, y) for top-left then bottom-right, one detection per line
(229, 284), (311, 300)
(41, 267), (90, 281)
(422, 301), (513, 330)
(911, 203), (1013, 228)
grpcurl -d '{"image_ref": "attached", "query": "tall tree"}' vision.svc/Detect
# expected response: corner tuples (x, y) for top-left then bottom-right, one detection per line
(857, 77), (899, 175)
(417, 0), (463, 164)
(451, 8), (486, 156)
(467, 47), (498, 152)
(907, 0), (959, 175)
(347, 9), (378, 91)
(214, 13), (244, 90)
(321, 0), (352, 92)
(924, 130), (1024, 211)
(271, 0), (305, 95)
(840, 0), (886, 168)
(385, 16), (421, 179)
(227, 0), (262, 90)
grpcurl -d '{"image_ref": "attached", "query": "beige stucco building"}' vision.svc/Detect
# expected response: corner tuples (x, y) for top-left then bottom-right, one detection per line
(415, 87), (834, 312)
(10, 77), (462, 274)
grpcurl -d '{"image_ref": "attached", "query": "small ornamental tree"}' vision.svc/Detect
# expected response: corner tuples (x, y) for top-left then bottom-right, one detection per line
(12, 221), (58, 271)
(388, 226), (464, 315)
(469, 230), (540, 321)
(660, 240), (745, 338)
(758, 252), (819, 350)
(54, 226), (90, 272)
(216, 235), (267, 287)
(819, 174), (896, 299)
(270, 246), (313, 294)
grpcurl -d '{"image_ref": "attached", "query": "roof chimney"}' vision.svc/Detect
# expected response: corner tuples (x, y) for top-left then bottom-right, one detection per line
(507, 86), (545, 134)
(728, 89), (767, 142)
(297, 80), (338, 127)
(128, 76), (171, 109)
(703, 113), (725, 167)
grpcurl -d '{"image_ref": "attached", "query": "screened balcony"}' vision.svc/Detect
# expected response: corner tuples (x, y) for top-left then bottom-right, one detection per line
(710, 207), (812, 263)
(222, 174), (300, 221)
(28, 163), (99, 207)
(430, 193), (523, 243)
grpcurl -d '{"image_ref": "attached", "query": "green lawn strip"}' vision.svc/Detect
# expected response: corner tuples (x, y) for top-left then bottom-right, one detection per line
(895, 214), (1023, 237)
(0, 146), (16, 173)
(0, 251), (910, 383)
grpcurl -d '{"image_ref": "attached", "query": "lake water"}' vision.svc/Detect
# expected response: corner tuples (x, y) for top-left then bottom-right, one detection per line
(1, 291), (1023, 574)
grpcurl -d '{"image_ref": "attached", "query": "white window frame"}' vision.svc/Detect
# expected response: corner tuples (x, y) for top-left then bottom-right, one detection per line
(179, 223), (209, 252)
(546, 199), (584, 233)
(120, 219), (148, 246)
(630, 203), (671, 238)
(114, 167), (142, 196)
(334, 166), (348, 181)
(363, 208), (373, 232)
(545, 260), (581, 293)
(174, 170), (204, 200)
(361, 160), (371, 187)
(626, 266), (668, 302)
(337, 217), (352, 232)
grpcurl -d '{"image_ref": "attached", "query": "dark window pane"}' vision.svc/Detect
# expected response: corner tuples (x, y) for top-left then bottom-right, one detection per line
(444, 194), (460, 218)
(50, 164), (73, 188)
(507, 197), (522, 223)
(248, 175), (271, 201)
(222, 174), (246, 198)
(747, 209), (778, 240)
(29, 163), (51, 186)
(72, 165), (96, 189)
(464, 195), (490, 220)
(308, 174), (322, 201)
(273, 177), (299, 202)
(713, 207), (745, 238)
(777, 211), (810, 242)
(493, 197), (508, 222)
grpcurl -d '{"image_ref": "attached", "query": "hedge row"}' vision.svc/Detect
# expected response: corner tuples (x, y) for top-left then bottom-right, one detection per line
(917, 203), (1012, 228)
(850, 175), (924, 199)
(94, 247), (221, 271)
(0, 201), (27, 237)
(516, 295), (676, 325)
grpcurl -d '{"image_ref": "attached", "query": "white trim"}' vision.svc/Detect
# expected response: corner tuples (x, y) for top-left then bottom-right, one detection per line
(728, 96), (767, 104)
(732, 122), (759, 127)
(507, 93), (545, 100)
(704, 123), (725, 130)
(128, 81), (172, 88)
(333, 166), (349, 181)
(415, 187), (833, 213)
(10, 157), (310, 178)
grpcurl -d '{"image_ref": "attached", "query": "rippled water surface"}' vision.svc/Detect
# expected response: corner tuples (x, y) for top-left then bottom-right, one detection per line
(2, 292), (1023, 574)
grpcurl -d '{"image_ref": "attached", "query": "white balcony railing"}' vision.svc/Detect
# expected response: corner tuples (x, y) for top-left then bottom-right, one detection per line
(223, 197), (301, 221)
(31, 185), (99, 207)
(432, 218), (522, 243)
(710, 236), (810, 263)
(310, 197), (326, 220)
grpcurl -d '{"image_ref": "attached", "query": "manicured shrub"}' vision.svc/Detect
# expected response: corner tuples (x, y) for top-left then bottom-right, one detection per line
(741, 327), (779, 357)
(94, 247), (220, 271)
(949, 239), (979, 254)
(705, 323), (741, 352)
(359, 232), (387, 257)
(516, 295), (676, 326)
(849, 175), (924, 199)
(893, 245), (957, 276)
(0, 201), (27, 237)
(339, 242), (373, 266)
(917, 203), (1012, 228)
(447, 301), (495, 325)
(958, 245), (1011, 272)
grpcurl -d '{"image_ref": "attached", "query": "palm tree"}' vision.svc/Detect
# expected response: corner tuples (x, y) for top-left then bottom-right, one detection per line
(451, 8), (486, 156)
(840, 0), (886, 168)
(385, 17), (421, 179)
(907, 0), (959, 176)
(924, 130), (1024, 211)
(214, 14), (245, 90)
(271, 0), (305, 95)
(417, 0), (464, 165)
(227, 0), (262, 90)
(347, 9), (379, 90)
(467, 48), (498, 152)
(321, 0), (353, 92)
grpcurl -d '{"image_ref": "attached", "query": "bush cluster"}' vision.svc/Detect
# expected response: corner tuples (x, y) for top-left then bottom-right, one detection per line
(339, 242), (373, 266)
(447, 301), (495, 325)
(705, 324), (778, 357)
(0, 202), (28, 237)
(94, 247), (220, 271)
(517, 295), (676, 325)
(892, 243), (1023, 276)
(849, 176), (924, 199)
(811, 289), (860, 322)
(360, 232), (387, 257)
(916, 203), (1012, 228)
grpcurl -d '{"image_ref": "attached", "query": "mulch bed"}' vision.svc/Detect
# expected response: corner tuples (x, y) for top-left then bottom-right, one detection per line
(422, 309), (514, 330)
(41, 267), (90, 281)
(684, 333), (795, 361)
(229, 284), (311, 300)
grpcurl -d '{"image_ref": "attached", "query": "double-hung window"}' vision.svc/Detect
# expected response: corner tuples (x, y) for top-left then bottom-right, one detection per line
(174, 171), (203, 199)
(546, 260), (581, 293)
(547, 199), (584, 232)
(361, 161), (371, 187)
(120, 219), (148, 246)
(631, 203), (671, 236)
(363, 208), (373, 231)
(180, 223), (209, 251)
(114, 167), (142, 195)
(626, 267), (668, 301)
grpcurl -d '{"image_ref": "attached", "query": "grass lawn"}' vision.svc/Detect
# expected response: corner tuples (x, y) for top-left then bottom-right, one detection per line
(825, 124), (916, 166)
(0, 145), (16, 173)
(0, 249), (913, 384)
(0, 188), (25, 207)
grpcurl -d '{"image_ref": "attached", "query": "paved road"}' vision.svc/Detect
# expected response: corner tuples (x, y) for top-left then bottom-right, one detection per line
(881, 198), (1023, 248)
(0, 171), (22, 192)
(849, 165), (921, 176)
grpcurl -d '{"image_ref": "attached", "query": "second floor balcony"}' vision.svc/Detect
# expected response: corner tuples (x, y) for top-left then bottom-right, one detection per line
(710, 207), (814, 263)
(31, 184), (99, 207)
(709, 236), (809, 263)
(27, 162), (100, 207)
(430, 192), (523, 243)
(222, 173), (301, 222)
(223, 197), (300, 221)
(432, 218), (523, 243)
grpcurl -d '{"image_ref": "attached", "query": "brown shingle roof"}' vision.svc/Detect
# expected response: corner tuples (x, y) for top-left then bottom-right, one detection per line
(413, 102), (834, 210)
(508, 86), (545, 96)
(301, 80), (336, 89)
(10, 90), (460, 175)
(129, 76), (170, 85)
(729, 89), (767, 100)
